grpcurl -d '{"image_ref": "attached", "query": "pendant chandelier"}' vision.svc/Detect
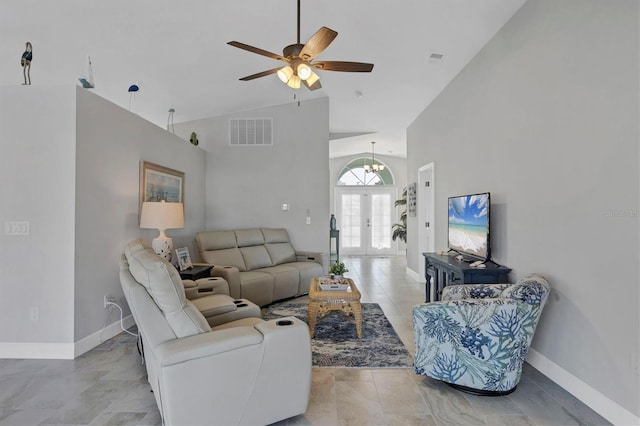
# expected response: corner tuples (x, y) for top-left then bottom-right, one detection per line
(364, 141), (385, 173)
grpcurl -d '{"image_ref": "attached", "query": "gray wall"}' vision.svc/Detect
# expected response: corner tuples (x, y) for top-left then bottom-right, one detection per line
(0, 86), (76, 345)
(406, 0), (639, 418)
(75, 88), (206, 341)
(175, 97), (330, 255)
(0, 85), (206, 352)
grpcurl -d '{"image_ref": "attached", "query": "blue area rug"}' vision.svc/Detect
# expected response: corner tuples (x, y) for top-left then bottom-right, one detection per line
(262, 302), (413, 368)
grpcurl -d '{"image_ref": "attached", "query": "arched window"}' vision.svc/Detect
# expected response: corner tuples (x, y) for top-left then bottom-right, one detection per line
(337, 158), (394, 186)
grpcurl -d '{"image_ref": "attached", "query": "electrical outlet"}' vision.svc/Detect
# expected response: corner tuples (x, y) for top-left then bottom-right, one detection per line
(104, 294), (111, 309)
(29, 306), (39, 322)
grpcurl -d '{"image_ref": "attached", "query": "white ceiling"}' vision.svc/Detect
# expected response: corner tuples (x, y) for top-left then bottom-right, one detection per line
(1, 0), (526, 158)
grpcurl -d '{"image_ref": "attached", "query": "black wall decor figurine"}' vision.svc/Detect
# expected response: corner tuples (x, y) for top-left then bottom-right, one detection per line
(21, 42), (33, 85)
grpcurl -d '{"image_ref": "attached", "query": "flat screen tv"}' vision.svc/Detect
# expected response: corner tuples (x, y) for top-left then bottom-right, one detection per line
(448, 192), (491, 261)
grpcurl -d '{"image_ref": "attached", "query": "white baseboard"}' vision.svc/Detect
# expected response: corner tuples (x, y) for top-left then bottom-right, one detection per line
(527, 348), (639, 426)
(74, 315), (135, 357)
(0, 342), (75, 359)
(406, 267), (421, 282)
(0, 315), (135, 360)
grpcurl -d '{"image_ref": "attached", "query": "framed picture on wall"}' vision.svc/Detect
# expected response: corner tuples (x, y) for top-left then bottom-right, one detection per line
(139, 161), (185, 211)
(408, 183), (417, 217)
(175, 247), (193, 271)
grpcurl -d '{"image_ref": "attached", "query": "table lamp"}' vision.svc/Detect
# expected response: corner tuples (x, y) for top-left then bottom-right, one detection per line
(140, 201), (184, 262)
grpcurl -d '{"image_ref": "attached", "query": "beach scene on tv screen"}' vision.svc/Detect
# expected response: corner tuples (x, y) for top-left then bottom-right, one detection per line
(448, 194), (489, 257)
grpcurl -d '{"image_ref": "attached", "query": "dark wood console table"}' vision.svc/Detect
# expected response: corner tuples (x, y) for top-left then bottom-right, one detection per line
(423, 252), (512, 302)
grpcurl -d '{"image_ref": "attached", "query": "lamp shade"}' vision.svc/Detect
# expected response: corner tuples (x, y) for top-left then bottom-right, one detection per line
(140, 201), (184, 230)
(140, 201), (184, 262)
(297, 63), (312, 80)
(287, 74), (301, 89)
(277, 66), (294, 83)
(305, 71), (320, 87)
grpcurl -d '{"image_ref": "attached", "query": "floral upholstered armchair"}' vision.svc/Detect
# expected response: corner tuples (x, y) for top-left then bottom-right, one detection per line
(413, 274), (550, 395)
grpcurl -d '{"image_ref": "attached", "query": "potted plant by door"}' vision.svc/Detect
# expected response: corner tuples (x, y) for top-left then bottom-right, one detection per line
(329, 261), (349, 280)
(392, 187), (407, 245)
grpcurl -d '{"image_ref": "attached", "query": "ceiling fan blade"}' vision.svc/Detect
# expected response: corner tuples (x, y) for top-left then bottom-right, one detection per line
(227, 41), (286, 61)
(239, 67), (281, 81)
(299, 27), (338, 61)
(312, 61), (374, 72)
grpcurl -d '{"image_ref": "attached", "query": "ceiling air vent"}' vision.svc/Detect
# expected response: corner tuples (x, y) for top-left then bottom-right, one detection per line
(229, 118), (273, 146)
(429, 52), (445, 64)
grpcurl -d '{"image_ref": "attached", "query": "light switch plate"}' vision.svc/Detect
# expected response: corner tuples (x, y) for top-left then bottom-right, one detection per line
(5, 221), (29, 235)
(4, 222), (29, 235)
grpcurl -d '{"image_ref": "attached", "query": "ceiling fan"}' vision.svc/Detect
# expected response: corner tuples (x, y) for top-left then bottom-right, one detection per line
(227, 0), (374, 90)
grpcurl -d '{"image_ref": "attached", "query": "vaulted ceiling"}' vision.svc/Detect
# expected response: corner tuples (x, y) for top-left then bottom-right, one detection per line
(1, 0), (526, 158)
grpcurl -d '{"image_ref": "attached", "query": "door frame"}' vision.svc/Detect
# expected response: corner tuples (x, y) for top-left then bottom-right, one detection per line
(335, 186), (398, 256)
(418, 163), (435, 282)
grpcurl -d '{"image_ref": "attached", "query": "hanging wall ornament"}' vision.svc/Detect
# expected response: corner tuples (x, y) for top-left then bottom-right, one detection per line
(20, 41), (33, 85)
(189, 132), (199, 146)
(78, 56), (95, 89)
(128, 84), (139, 111)
(167, 108), (175, 133)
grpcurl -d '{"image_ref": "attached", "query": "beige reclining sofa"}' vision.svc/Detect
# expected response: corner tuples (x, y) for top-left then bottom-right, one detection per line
(196, 228), (327, 306)
(120, 239), (311, 425)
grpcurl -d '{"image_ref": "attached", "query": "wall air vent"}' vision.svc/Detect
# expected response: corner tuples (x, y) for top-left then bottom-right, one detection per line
(229, 118), (273, 146)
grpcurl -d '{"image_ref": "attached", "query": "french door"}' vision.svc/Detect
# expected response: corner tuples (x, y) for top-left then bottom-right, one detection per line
(336, 187), (397, 256)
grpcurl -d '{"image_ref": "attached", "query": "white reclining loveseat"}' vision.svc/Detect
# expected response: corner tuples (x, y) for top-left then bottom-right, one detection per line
(119, 239), (311, 425)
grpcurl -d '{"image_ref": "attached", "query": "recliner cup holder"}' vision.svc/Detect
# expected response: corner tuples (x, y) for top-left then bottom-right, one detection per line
(276, 320), (293, 326)
(237, 303), (248, 307)
(233, 300), (243, 304)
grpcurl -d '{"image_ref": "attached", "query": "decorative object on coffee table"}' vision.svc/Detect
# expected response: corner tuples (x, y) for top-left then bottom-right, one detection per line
(308, 276), (362, 338)
(328, 261), (348, 280)
(318, 277), (349, 291)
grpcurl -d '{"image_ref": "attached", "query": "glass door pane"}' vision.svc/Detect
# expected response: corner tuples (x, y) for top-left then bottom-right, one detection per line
(337, 188), (396, 256)
(341, 193), (362, 250)
(370, 193), (392, 252)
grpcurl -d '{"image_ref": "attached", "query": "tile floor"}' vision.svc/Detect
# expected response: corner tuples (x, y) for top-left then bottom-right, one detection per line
(0, 256), (610, 425)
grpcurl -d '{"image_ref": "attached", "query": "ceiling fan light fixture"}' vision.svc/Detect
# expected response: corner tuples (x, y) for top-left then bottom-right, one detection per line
(277, 66), (294, 83)
(297, 63), (312, 80)
(228, 1), (373, 89)
(287, 74), (301, 89)
(306, 71), (320, 86)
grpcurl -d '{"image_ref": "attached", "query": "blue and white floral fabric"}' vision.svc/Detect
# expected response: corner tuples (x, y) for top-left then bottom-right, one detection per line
(413, 274), (550, 393)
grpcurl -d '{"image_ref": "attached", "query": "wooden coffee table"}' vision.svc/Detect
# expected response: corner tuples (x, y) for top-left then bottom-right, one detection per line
(308, 277), (363, 338)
